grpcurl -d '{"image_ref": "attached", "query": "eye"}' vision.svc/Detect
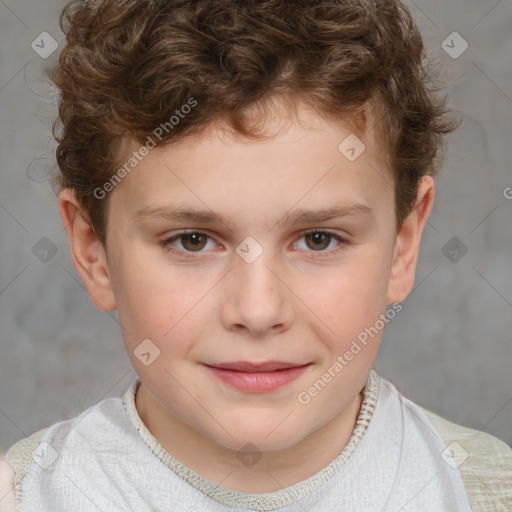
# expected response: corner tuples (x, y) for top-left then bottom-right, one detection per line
(160, 229), (346, 257)
(160, 230), (216, 255)
(294, 230), (346, 255)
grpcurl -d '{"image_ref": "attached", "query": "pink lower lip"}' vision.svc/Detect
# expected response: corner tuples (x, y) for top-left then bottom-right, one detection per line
(204, 364), (310, 392)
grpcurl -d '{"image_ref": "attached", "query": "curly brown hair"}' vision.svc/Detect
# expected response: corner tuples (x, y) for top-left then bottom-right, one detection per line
(50, 0), (461, 249)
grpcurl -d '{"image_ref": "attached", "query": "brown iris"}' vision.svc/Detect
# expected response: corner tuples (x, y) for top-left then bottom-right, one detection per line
(180, 233), (208, 251)
(304, 232), (331, 251)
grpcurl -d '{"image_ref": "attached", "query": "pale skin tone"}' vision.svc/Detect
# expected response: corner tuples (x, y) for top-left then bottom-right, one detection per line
(58, 103), (435, 493)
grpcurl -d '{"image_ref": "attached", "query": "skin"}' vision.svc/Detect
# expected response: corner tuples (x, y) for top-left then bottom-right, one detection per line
(58, 103), (435, 493)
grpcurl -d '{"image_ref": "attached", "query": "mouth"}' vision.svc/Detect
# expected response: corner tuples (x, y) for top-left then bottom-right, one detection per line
(202, 361), (312, 392)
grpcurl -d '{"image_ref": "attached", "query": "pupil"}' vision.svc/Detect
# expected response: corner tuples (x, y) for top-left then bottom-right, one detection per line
(181, 233), (206, 251)
(308, 232), (329, 250)
(190, 234), (201, 245)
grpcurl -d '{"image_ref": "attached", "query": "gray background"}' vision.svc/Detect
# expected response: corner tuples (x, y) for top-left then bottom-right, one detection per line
(0, 0), (511, 457)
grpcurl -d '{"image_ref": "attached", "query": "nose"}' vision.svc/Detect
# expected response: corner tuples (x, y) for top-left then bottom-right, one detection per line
(221, 247), (295, 338)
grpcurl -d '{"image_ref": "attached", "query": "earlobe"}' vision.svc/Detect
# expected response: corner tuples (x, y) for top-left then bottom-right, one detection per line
(58, 188), (117, 311)
(386, 176), (435, 304)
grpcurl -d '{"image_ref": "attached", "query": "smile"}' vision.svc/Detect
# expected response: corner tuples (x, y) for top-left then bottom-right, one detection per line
(202, 361), (312, 392)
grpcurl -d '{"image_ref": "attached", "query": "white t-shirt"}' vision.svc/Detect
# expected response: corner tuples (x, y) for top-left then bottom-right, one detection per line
(3, 370), (512, 511)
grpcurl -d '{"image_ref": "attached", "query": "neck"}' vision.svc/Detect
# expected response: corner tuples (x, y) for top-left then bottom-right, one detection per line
(135, 384), (364, 493)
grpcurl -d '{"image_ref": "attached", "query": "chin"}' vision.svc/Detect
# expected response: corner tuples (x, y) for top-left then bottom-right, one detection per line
(204, 419), (309, 453)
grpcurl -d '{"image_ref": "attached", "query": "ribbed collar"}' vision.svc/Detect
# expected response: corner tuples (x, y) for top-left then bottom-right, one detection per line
(122, 369), (380, 509)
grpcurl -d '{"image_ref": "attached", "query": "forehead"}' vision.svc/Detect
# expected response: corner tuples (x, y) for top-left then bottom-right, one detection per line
(108, 103), (394, 225)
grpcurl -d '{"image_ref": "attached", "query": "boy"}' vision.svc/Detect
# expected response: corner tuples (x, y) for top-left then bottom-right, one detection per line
(1, 0), (511, 510)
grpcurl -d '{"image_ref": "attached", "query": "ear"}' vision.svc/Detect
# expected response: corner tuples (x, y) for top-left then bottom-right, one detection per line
(58, 188), (116, 311)
(386, 175), (435, 304)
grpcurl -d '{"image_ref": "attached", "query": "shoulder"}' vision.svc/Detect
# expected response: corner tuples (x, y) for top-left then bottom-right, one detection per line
(2, 428), (49, 505)
(0, 387), (137, 509)
(421, 406), (512, 511)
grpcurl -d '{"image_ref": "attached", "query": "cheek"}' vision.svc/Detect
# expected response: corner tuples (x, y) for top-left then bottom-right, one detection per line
(111, 247), (207, 345)
(321, 250), (388, 309)
(126, 281), (203, 343)
(304, 249), (390, 350)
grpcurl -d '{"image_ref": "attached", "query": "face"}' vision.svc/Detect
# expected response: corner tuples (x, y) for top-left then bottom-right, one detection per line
(61, 103), (432, 453)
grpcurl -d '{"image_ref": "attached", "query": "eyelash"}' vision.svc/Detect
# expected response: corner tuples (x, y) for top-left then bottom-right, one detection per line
(159, 229), (347, 259)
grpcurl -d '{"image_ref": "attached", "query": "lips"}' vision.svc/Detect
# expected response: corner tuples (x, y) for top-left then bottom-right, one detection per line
(207, 361), (308, 372)
(203, 361), (311, 392)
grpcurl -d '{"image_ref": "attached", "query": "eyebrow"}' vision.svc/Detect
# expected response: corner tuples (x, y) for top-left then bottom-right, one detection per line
(134, 202), (374, 230)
